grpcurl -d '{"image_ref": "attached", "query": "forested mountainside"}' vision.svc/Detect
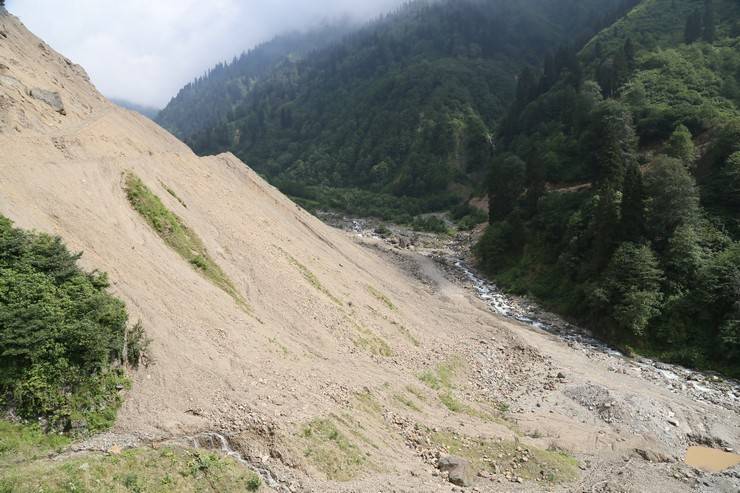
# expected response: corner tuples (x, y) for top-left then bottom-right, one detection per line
(166, 0), (634, 219)
(478, 0), (740, 375)
(156, 23), (354, 140)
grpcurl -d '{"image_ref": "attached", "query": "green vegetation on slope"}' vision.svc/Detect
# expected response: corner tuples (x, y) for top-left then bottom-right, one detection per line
(478, 0), (740, 375)
(0, 216), (140, 434)
(0, 422), (262, 493)
(157, 23), (353, 139)
(124, 172), (246, 307)
(176, 0), (630, 216)
(300, 418), (368, 481)
(430, 431), (579, 483)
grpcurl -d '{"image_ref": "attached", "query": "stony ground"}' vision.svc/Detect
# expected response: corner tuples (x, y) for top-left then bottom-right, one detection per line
(324, 215), (740, 493)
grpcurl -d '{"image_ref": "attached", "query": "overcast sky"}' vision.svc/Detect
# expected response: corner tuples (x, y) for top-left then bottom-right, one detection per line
(7, 0), (405, 108)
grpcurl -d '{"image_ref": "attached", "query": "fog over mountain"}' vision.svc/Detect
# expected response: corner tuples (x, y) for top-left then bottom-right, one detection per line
(5, 0), (406, 107)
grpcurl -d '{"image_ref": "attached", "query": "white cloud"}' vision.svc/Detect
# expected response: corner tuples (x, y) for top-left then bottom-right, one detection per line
(6, 0), (404, 107)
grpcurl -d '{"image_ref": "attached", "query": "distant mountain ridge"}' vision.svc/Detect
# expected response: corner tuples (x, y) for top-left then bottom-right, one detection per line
(110, 98), (160, 120)
(156, 22), (355, 140)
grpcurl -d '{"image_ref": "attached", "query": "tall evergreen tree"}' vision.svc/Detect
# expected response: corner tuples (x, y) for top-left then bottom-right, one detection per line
(623, 38), (636, 67)
(702, 0), (716, 43)
(684, 9), (703, 43)
(620, 163), (645, 242)
(540, 53), (558, 93)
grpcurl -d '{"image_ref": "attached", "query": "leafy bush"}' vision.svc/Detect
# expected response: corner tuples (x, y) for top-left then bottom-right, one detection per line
(411, 216), (449, 234)
(0, 216), (137, 433)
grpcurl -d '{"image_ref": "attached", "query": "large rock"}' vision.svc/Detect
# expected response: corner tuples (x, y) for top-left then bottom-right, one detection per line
(30, 88), (65, 115)
(438, 455), (474, 487)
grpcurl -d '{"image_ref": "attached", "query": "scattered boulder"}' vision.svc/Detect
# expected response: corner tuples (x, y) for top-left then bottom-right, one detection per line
(438, 455), (474, 487)
(30, 88), (65, 115)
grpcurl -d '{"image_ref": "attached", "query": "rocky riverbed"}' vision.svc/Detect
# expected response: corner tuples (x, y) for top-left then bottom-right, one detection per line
(322, 213), (740, 415)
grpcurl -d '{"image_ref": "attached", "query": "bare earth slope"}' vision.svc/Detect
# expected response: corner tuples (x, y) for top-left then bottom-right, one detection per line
(1, 12), (739, 493)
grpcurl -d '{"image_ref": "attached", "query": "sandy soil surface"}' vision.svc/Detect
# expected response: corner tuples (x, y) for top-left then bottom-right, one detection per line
(1, 11), (739, 493)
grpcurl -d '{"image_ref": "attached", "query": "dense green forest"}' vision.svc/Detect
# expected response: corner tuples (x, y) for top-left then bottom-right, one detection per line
(477, 0), (740, 375)
(157, 23), (355, 140)
(163, 0), (634, 219)
(0, 216), (144, 434)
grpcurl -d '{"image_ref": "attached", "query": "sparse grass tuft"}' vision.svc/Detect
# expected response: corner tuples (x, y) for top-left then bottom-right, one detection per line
(367, 285), (396, 311)
(268, 337), (290, 357)
(439, 391), (464, 412)
(355, 389), (383, 416)
(124, 172), (246, 308)
(430, 431), (578, 484)
(393, 394), (421, 412)
(418, 358), (461, 390)
(300, 418), (367, 481)
(160, 181), (188, 208)
(390, 320), (420, 346)
(285, 254), (342, 306)
(406, 385), (428, 402)
(350, 321), (394, 357)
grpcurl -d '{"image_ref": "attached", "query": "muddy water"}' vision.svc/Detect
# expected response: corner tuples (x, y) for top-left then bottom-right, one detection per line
(685, 446), (740, 472)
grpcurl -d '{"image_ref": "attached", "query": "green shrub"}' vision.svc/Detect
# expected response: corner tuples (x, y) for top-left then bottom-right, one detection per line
(246, 474), (261, 491)
(0, 216), (135, 433)
(126, 322), (151, 369)
(411, 216), (449, 234)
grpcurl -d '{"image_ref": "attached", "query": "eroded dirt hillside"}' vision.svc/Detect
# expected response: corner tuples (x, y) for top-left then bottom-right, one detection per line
(1, 11), (739, 493)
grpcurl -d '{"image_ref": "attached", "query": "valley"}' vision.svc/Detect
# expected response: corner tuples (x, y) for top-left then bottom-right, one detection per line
(1, 0), (739, 492)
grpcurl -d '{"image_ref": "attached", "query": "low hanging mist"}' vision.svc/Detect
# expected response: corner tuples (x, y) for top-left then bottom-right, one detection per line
(5, 0), (406, 108)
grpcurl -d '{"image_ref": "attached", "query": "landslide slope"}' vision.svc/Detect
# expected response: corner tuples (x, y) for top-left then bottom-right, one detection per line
(3, 9), (739, 493)
(0, 10), (538, 492)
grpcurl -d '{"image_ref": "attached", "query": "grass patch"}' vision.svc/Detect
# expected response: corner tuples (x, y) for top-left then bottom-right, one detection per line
(367, 285), (396, 311)
(333, 413), (380, 451)
(124, 172), (245, 307)
(0, 440), (262, 492)
(418, 358), (461, 390)
(430, 431), (578, 484)
(300, 418), (367, 481)
(0, 421), (70, 468)
(160, 181), (188, 208)
(355, 389), (383, 417)
(439, 392), (464, 412)
(351, 321), (393, 357)
(390, 320), (420, 346)
(268, 337), (289, 357)
(406, 385), (428, 402)
(393, 394), (422, 412)
(438, 393), (503, 423)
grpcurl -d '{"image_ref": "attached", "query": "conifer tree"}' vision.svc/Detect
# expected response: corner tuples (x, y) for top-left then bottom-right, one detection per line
(623, 38), (636, 67)
(702, 0), (715, 43)
(620, 163), (645, 242)
(684, 9), (703, 43)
